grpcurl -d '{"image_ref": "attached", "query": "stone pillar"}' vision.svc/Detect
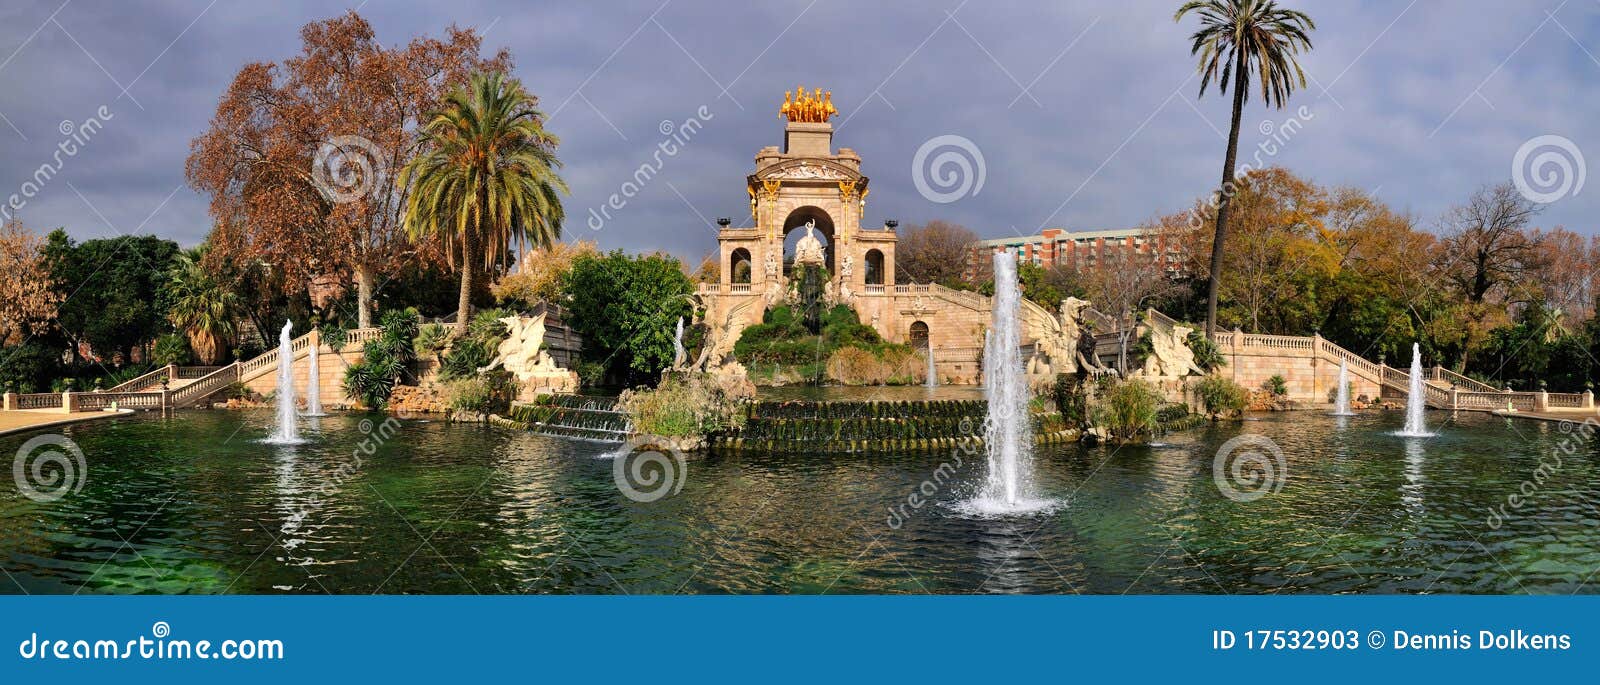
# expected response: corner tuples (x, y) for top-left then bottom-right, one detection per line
(1584, 390), (1594, 409)
(1449, 385), (1460, 411)
(2, 392), (14, 411)
(1535, 390), (1549, 412)
(61, 391), (79, 414)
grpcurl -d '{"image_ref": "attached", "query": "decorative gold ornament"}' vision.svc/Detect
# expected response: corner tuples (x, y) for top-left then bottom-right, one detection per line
(838, 180), (857, 202)
(780, 86), (838, 123)
(761, 178), (782, 199)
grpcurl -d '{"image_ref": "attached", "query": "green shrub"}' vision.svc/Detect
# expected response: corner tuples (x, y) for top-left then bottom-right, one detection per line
(448, 370), (518, 416)
(618, 373), (746, 437)
(413, 323), (452, 362)
(1093, 377), (1163, 443)
(1264, 374), (1288, 397)
(1192, 374), (1248, 418)
(319, 320), (350, 352)
(438, 339), (493, 381)
(341, 307), (421, 408)
(764, 305), (796, 327)
(1185, 330), (1226, 371)
(151, 334), (193, 367)
(1052, 373), (1089, 427)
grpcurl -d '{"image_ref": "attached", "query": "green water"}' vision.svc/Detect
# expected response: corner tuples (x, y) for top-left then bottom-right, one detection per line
(1, 409), (1595, 594)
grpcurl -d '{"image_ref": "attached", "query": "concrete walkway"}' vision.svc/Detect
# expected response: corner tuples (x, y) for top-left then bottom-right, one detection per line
(0, 409), (131, 437)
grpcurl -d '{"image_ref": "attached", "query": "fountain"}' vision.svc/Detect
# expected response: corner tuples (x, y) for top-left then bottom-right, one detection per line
(1332, 359), (1353, 416)
(960, 252), (1054, 516)
(1395, 342), (1435, 437)
(264, 321), (303, 444)
(672, 317), (686, 368)
(924, 345), (938, 388)
(304, 328), (324, 416)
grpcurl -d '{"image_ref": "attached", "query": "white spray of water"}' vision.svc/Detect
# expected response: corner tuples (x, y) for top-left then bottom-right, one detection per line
(1396, 342), (1434, 437)
(265, 321), (303, 444)
(1333, 359), (1352, 416)
(672, 317), (686, 367)
(925, 345), (938, 388)
(960, 252), (1056, 516)
(304, 328), (324, 416)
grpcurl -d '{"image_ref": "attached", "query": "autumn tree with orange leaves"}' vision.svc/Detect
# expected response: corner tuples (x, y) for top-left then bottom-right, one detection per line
(0, 218), (61, 347)
(186, 12), (510, 327)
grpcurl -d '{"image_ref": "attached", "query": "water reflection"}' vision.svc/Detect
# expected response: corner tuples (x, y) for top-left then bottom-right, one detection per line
(2, 409), (1598, 594)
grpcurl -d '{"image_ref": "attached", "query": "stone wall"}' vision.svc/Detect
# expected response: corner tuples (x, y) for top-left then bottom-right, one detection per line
(243, 345), (365, 407)
(1220, 336), (1383, 407)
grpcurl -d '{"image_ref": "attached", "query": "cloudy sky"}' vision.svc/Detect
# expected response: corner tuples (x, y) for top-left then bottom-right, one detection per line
(2, 0), (1597, 263)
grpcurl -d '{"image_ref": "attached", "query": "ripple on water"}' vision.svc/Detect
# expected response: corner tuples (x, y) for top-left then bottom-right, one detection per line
(1, 409), (1598, 594)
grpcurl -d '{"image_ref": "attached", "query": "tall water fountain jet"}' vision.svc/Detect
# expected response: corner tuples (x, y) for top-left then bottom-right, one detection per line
(1332, 359), (1353, 416)
(304, 327), (324, 416)
(672, 317), (686, 368)
(925, 345), (938, 388)
(265, 321), (302, 444)
(1396, 342), (1434, 437)
(962, 251), (1053, 515)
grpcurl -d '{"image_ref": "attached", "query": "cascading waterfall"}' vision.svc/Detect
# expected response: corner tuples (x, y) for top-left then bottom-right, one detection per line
(1396, 342), (1435, 437)
(962, 251), (1053, 515)
(1332, 359), (1352, 416)
(672, 317), (686, 367)
(925, 345), (938, 388)
(265, 321), (303, 444)
(304, 329), (324, 416)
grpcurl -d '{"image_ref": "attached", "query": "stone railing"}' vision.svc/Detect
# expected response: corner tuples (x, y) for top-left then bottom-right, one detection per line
(13, 393), (63, 410)
(729, 283), (752, 294)
(107, 365), (172, 393)
(77, 392), (165, 411)
(864, 284), (886, 294)
(176, 365), (224, 379)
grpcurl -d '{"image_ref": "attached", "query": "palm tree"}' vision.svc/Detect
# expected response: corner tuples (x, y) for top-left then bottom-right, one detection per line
(167, 247), (239, 364)
(399, 71), (569, 334)
(1175, 0), (1314, 338)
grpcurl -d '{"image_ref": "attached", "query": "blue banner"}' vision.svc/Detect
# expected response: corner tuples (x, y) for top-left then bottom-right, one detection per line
(3, 596), (1594, 682)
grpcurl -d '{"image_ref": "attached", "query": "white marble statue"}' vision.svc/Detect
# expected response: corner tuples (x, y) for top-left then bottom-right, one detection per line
(487, 314), (560, 380)
(793, 220), (826, 266)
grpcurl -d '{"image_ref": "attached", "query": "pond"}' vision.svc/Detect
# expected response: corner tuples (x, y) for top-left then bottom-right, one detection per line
(1, 409), (1595, 593)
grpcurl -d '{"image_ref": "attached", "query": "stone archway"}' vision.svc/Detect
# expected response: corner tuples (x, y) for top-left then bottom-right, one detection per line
(909, 320), (930, 349)
(729, 248), (752, 284)
(782, 206), (835, 276)
(865, 249), (885, 285)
